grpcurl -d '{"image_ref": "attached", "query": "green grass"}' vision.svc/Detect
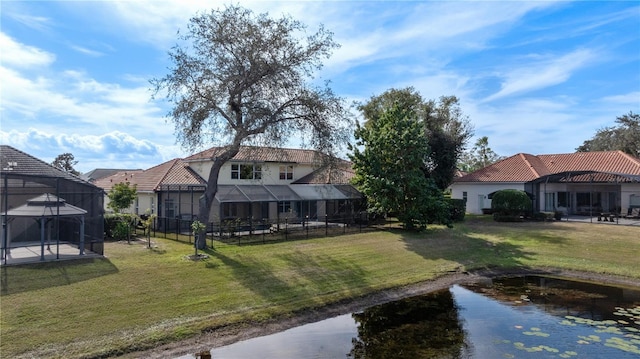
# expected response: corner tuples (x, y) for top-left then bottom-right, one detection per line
(1, 218), (639, 358)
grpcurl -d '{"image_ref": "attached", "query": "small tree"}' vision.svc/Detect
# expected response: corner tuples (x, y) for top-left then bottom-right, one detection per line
(191, 220), (207, 256)
(141, 213), (157, 248)
(107, 182), (138, 243)
(491, 189), (532, 222)
(107, 182), (137, 213)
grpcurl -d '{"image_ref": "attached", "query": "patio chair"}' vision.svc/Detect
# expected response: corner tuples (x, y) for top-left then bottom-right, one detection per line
(625, 207), (640, 219)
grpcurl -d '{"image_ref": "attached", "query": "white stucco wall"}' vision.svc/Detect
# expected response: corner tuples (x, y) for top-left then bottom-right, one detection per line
(450, 182), (525, 214)
(188, 160), (316, 185)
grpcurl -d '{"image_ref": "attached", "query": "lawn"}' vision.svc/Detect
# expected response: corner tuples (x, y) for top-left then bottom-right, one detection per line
(1, 218), (639, 358)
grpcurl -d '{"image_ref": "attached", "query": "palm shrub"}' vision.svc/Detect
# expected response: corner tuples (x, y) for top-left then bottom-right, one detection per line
(491, 189), (532, 222)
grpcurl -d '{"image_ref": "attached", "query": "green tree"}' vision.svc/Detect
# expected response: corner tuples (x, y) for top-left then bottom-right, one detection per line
(151, 5), (349, 249)
(458, 136), (503, 172)
(576, 111), (640, 158)
(51, 153), (81, 176)
(349, 104), (449, 230)
(357, 88), (473, 190)
(107, 182), (137, 213)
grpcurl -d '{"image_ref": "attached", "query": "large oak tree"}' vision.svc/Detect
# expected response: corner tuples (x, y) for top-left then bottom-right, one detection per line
(576, 111), (640, 158)
(152, 5), (349, 248)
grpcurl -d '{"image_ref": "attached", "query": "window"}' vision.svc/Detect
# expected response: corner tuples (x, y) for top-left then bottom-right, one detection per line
(545, 193), (555, 211)
(165, 199), (175, 218)
(462, 191), (467, 202)
(557, 192), (570, 207)
(231, 163), (262, 180)
(279, 165), (294, 180)
(279, 201), (292, 213)
(576, 192), (601, 207)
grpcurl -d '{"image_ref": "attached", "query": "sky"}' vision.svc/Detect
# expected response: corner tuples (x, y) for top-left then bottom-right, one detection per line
(1, 1), (639, 173)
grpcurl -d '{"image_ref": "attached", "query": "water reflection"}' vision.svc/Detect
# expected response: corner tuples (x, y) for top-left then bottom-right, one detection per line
(178, 276), (640, 358)
(349, 289), (468, 358)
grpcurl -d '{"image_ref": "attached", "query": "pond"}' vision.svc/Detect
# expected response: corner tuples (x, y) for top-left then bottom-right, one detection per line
(178, 276), (640, 358)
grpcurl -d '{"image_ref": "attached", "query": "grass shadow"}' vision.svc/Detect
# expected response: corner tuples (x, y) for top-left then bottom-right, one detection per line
(1, 257), (119, 296)
(207, 249), (369, 306)
(397, 224), (535, 271)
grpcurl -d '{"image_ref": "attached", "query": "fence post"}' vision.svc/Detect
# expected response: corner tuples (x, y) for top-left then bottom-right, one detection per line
(325, 214), (328, 237)
(285, 218), (288, 241)
(262, 218), (266, 244)
(306, 216), (309, 239)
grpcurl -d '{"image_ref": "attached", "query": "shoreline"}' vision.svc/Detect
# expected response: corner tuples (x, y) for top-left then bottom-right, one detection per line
(128, 267), (640, 359)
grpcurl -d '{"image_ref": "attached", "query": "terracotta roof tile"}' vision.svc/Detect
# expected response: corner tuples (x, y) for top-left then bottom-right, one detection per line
(185, 146), (325, 164)
(292, 160), (355, 184)
(456, 151), (640, 183)
(94, 159), (205, 192)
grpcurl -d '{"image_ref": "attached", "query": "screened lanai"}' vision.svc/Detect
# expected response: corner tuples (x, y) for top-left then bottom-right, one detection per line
(213, 184), (362, 223)
(530, 170), (640, 219)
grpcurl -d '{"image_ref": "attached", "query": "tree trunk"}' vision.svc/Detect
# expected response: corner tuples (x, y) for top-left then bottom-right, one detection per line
(196, 145), (241, 249)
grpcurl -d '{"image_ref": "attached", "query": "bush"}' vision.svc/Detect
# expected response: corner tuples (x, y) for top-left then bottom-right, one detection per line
(491, 189), (532, 221)
(447, 198), (466, 222)
(104, 213), (138, 239)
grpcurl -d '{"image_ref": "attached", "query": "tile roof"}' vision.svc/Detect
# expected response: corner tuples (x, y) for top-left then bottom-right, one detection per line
(184, 146), (326, 164)
(82, 168), (141, 182)
(456, 151), (640, 183)
(292, 160), (355, 184)
(94, 159), (206, 192)
(0, 145), (96, 187)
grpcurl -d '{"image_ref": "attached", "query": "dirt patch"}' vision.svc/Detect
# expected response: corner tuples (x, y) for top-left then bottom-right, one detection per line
(122, 268), (640, 359)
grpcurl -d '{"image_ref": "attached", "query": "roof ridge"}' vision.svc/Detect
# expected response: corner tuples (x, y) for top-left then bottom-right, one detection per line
(0, 145), (94, 184)
(153, 158), (182, 190)
(519, 153), (541, 178)
(617, 150), (640, 167)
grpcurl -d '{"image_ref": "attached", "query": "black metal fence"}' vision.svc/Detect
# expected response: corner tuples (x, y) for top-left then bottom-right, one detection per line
(136, 212), (382, 246)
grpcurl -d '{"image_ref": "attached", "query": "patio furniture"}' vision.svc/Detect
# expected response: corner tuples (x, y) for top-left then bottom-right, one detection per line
(624, 207), (640, 219)
(597, 212), (615, 222)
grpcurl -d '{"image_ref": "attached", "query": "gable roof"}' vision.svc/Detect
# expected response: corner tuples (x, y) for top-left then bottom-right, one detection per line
(292, 160), (355, 184)
(456, 151), (640, 183)
(82, 168), (141, 182)
(94, 158), (206, 192)
(184, 146), (326, 164)
(0, 145), (95, 187)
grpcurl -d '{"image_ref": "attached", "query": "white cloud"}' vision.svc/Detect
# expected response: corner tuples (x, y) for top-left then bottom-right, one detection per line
(483, 48), (596, 102)
(1, 128), (186, 173)
(0, 32), (55, 68)
(601, 91), (640, 106)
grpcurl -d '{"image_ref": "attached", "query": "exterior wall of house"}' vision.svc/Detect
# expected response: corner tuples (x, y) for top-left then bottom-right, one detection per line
(104, 191), (156, 215)
(188, 160), (316, 185)
(450, 182), (525, 214)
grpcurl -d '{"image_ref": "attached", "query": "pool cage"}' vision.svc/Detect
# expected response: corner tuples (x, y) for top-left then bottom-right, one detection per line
(1, 172), (104, 264)
(531, 171), (640, 221)
(152, 184), (364, 237)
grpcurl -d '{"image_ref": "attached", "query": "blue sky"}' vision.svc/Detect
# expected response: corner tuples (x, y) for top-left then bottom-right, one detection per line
(1, 1), (638, 173)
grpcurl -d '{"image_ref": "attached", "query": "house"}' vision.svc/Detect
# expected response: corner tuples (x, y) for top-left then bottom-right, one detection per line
(0, 145), (105, 264)
(450, 151), (640, 215)
(95, 146), (362, 228)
